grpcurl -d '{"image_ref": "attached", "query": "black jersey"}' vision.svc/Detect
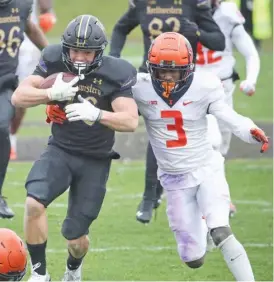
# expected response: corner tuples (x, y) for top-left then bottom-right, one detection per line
(0, 0), (32, 90)
(109, 0), (225, 72)
(33, 44), (137, 159)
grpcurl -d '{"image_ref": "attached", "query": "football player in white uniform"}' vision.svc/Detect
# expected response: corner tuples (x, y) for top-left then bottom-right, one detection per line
(130, 32), (268, 280)
(10, 0), (56, 160)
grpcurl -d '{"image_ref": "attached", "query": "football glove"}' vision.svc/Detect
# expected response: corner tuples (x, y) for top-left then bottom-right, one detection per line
(39, 13), (56, 33)
(45, 104), (66, 124)
(250, 128), (269, 153)
(47, 73), (79, 101)
(240, 80), (255, 96)
(65, 95), (102, 123)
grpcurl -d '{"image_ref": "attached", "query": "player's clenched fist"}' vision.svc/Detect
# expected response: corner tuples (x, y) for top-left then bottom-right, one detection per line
(47, 73), (79, 101)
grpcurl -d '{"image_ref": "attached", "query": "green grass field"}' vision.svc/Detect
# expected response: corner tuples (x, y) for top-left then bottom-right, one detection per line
(2, 159), (273, 281)
(4, 1), (273, 280)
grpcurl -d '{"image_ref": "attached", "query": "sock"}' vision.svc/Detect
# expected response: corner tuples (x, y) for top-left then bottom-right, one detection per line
(219, 235), (255, 281)
(27, 241), (47, 275)
(67, 251), (84, 270)
(9, 134), (17, 152)
(0, 129), (11, 194)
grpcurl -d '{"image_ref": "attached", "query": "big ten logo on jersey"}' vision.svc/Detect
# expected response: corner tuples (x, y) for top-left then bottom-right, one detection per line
(0, 6), (22, 58)
(146, 0), (182, 41)
(196, 42), (222, 65)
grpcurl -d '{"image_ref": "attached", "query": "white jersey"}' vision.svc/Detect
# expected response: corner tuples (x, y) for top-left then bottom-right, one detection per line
(196, 2), (245, 80)
(133, 72), (258, 175)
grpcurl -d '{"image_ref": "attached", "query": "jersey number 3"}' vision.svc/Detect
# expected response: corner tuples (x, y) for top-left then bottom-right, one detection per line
(161, 110), (187, 148)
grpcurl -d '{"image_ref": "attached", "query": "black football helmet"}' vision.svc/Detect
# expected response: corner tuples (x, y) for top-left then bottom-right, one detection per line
(61, 15), (108, 75)
(0, 0), (13, 6)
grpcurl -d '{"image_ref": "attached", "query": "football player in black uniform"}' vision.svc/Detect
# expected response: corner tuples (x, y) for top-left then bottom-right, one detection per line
(109, 0), (226, 224)
(12, 15), (138, 281)
(0, 0), (48, 219)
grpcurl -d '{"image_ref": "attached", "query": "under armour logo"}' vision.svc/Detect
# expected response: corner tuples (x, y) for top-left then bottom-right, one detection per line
(93, 78), (102, 85)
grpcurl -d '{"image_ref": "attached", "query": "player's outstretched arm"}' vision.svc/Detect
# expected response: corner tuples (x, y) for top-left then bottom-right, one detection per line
(232, 25), (260, 96)
(209, 98), (269, 152)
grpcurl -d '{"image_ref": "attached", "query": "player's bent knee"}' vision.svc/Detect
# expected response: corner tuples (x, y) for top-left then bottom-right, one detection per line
(185, 256), (205, 269)
(25, 196), (45, 218)
(62, 216), (94, 240)
(210, 226), (232, 246)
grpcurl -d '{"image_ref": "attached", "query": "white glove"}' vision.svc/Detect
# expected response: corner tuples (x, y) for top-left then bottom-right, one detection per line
(65, 95), (102, 122)
(47, 73), (79, 101)
(239, 80), (256, 96)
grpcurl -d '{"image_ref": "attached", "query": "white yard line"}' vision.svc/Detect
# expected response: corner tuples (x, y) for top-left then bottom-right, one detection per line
(46, 243), (272, 254)
(10, 198), (272, 208)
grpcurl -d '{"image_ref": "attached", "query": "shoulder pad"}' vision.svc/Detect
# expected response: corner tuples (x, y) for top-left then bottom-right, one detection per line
(98, 56), (137, 89)
(219, 2), (245, 25)
(191, 70), (222, 101)
(41, 44), (62, 64)
(137, 72), (151, 83)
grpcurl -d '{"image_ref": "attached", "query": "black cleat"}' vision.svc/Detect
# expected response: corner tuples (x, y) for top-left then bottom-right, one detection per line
(0, 196), (14, 219)
(136, 199), (154, 224)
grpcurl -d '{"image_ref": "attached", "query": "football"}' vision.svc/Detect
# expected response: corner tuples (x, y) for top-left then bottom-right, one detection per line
(39, 72), (77, 105)
(39, 72), (77, 89)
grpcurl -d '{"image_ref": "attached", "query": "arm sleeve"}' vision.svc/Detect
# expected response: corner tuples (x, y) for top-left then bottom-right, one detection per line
(195, 5), (225, 51)
(208, 95), (259, 144)
(109, 7), (139, 58)
(231, 24), (260, 84)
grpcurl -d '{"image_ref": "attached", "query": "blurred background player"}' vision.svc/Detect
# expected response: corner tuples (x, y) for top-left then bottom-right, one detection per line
(0, 228), (27, 281)
(0, 0), (48, 219)
(10, 0), (56, 161)
(109, 0), (226, 224)
(196, 0), (260, 217)
(227, 0), (272, 51)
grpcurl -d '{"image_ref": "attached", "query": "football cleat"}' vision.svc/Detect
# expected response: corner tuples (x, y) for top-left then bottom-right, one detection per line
(0, 196), (14, 219)
(136, 199), (154, 224)
(62, 263), (82, 282)
(28, 263), (51, 282)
